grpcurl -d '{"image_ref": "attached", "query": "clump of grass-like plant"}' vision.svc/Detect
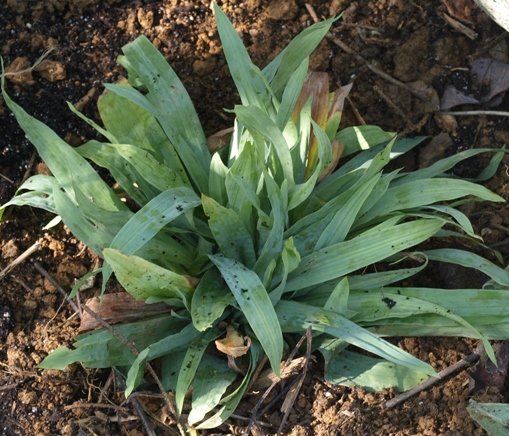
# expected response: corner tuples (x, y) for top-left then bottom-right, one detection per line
(3, 4), (509, 430)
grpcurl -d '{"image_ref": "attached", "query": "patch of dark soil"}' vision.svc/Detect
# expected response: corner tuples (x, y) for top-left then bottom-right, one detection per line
(2, 0), (509, 435)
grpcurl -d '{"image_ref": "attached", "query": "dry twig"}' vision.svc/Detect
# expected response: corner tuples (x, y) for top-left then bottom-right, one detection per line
(0, 380), (28, 391)
(0, 173), (14, 184)
(247, 354), (269, 393)
(373, 85), (412, 126)
(382, 353), (480, 409)
(244, 328), (312, 435)
(32, 260), (80, 316)
(115, 369), (157, 436)
(346, 95), (366, 125)
(1, 46), (58, 78)
(277, 327), (312, 436)
(0, 240), (40, 280)
(64, 402), (127, 412)
(305, 3), (429, 101)
(437, 110), (509, 117)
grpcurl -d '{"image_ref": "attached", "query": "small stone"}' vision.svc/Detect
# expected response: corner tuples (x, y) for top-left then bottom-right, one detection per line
(244, 0), (262, 8)
(137, 8), (154, 29)
(7, 0), (27, 13)
(44, 37), (59, 50)
(125, 11), (138, 33)
(267, 0), (298, 20)
(329, 0), (350, 16)
(34, 60), (66, 82)
(193, 57), (217, 77)
(5, 57), (34, 86)
(18, 390), (38, 405)
(2, 239), (19, 259)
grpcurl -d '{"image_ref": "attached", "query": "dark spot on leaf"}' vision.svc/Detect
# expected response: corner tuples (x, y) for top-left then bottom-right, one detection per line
(382, 297), (396, 309)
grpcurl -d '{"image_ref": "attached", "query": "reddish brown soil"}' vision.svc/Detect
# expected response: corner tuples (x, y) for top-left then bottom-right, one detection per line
(1, 0), (509, 435)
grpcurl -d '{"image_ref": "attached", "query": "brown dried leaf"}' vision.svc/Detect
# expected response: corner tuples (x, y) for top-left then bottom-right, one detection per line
(206, 127), (233, 153)
(440, 85), (480, 110)
(318, 139), (344, 183)
(291, 71), (330, 125)
(249, 356), (309, 391)
(440, 58), (509, 109)
(442, 0), (479, 23)
(78, 292), (174, 333)
(328, 82), (352, 120)
(468, 340), (509, 393)
(443, 13), (478, 40)
(215, 325), (251, 358)
(470, 58), (509, 104)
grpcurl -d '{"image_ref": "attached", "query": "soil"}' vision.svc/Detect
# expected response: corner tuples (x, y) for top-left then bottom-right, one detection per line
(1, 0), (509, 435)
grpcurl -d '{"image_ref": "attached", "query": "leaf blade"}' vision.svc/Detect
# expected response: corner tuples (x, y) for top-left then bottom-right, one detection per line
(209, 254), (283, 375)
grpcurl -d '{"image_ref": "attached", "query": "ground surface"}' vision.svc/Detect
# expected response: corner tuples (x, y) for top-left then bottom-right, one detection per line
(1, 0), (509, 434)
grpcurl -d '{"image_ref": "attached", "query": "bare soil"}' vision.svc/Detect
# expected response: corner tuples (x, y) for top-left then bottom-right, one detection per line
(1, 0), (509, 435)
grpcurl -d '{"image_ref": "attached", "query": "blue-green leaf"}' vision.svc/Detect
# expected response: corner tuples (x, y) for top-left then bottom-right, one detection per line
(108, 35), (210, 193)
(209, 254), (283, 376)
(276, 300), (437, 376)
(191, 268), (234, 331)
(202, 195), (256, 268)
(287, 219), (444, 293)
(188, 352), (238, 425)
(103, 248), (196, 305)
(2, 88), (126, 212)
